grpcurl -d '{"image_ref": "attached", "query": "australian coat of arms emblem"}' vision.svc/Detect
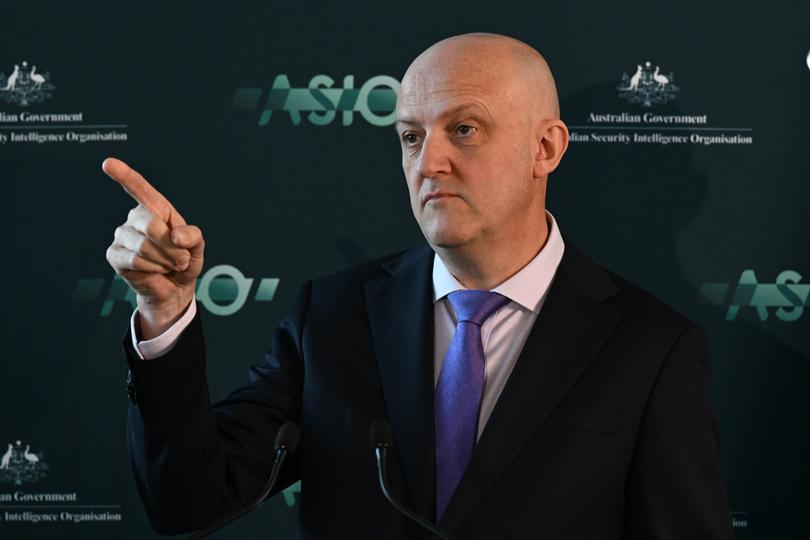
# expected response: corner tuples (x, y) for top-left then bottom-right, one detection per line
(0, 440), (49, 485)
(0, 60), (55, 106)
(616, 61), (678, 108)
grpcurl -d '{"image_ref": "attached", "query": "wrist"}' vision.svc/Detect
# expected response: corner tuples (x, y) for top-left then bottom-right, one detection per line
(136, 290), (195, 340)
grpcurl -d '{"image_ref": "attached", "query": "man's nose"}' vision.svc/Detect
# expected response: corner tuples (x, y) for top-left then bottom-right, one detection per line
(416, 132), (452, 179)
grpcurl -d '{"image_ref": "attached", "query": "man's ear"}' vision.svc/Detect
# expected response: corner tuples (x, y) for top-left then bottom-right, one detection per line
(532, 119), (569, 178)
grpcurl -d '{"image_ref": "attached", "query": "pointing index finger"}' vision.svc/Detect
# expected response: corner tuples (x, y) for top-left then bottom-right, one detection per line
(103, 157), (185, 226)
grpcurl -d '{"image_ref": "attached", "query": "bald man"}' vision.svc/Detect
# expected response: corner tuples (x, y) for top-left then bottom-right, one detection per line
(110, 33), (733, 539)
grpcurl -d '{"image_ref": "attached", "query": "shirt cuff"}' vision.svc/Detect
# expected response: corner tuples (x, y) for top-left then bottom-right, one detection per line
(129, 296), (198, 360)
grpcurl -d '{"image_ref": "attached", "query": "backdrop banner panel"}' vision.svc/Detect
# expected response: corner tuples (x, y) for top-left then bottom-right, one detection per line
(1, 1), (808, 538)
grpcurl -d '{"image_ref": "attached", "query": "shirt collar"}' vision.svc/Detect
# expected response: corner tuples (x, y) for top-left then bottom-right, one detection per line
(432, 210), (565, 313)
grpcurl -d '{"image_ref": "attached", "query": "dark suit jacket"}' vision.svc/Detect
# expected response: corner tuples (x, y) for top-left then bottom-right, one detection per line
(123, 241), (733, 539)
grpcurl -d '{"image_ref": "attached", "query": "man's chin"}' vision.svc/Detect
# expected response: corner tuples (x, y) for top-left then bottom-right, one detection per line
(423, 229), (473, 250)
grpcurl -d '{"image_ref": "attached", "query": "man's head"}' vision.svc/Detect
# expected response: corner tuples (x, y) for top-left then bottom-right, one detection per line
(396, 33), (568, 255)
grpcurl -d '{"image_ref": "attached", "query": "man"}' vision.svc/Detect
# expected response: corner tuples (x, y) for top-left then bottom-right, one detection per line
(105, 33), (733, 538)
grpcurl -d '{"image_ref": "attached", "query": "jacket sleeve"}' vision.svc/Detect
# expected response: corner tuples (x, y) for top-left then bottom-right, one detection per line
(123, 281), (310, 535)
(623, 323), (734, 539)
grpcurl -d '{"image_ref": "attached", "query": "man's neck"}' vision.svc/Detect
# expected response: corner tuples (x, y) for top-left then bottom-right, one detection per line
(434, 213), (550, 290)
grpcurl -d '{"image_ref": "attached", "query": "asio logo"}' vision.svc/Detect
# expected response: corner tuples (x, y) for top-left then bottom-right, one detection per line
(700, 270), (808, 322)
(232, 74), (399, 127)
(74, 264), (280, 317)
(0, 440), (49, 486)
(616, 61), (679, 108)
(0, 60), (55, 106)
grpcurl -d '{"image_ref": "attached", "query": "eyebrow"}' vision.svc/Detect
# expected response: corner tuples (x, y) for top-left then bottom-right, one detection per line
(395, 102), (493, 132)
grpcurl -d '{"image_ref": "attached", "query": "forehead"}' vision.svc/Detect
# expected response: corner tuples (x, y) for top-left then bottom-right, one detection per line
(396, 68), (504, 125)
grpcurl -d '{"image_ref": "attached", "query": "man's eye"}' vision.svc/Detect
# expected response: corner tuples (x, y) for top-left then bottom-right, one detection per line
(402, 133), (419, 145)
(456, 125), (476, 136)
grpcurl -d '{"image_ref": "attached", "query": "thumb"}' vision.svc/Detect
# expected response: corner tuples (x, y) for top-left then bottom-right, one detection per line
(170, 225), (205, 278)
(171, 224), (198, 245)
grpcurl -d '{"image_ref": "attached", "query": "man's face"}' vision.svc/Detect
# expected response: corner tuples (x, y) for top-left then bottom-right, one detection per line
(396, 57), (539, 251)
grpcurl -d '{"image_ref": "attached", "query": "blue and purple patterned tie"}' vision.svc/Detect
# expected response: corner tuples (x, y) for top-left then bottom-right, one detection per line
(435, 290), (509, 520)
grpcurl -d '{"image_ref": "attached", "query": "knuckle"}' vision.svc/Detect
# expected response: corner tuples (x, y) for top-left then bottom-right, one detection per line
(129, 205), (153, 227)
(134, 235), (147, 256)
(145, 217), (162, 239)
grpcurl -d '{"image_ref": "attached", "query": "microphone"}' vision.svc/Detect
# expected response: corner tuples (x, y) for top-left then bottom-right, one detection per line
(369, 420), (456, 540)
(188, 421), (301, 540)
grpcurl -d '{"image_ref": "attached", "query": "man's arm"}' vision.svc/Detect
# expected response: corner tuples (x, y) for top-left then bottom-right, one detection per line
(129, 295), (197, 360)
(623, 323), (733, 539)
(104, 158), (305, 534)
(124, 283), (309, 535)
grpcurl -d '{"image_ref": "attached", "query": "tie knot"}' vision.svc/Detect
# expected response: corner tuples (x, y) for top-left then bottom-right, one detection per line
(447, 290), (510, 326)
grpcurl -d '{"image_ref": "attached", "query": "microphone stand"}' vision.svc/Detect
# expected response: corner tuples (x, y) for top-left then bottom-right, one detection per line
(371, 420), (456, 540)
(187, 422), (299, 539)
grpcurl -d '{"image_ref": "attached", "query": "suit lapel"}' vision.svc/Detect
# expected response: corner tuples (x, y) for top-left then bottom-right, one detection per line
(438, 244), (622, 532)
(364, 245), (436, 520)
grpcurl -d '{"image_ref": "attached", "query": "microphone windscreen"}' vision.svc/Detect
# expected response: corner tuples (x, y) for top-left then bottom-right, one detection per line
(275, 422), (301, 455)
(369, 419), (393, 450)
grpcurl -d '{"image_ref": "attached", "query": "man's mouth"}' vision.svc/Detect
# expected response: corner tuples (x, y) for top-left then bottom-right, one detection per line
(422, 192), (459, 206)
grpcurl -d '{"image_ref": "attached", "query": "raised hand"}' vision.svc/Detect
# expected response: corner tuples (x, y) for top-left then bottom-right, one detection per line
(103, 157), (205, 339)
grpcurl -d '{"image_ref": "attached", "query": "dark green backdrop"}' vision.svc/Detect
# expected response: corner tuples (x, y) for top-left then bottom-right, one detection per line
(1, 1), (808, 538)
